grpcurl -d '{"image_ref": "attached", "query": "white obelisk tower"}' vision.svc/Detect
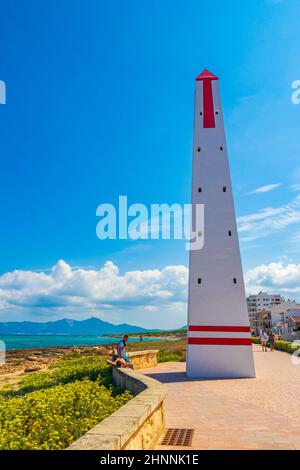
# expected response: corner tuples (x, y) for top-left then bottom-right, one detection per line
(186, 69), (255, 378)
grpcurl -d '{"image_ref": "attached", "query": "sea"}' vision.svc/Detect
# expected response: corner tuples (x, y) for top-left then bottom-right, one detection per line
(0, 335), (166, 351)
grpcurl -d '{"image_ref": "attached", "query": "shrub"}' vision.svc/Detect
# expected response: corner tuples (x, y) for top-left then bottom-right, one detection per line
(251, 337), (261, 344)
(0, 379), (131, 450)
(157, 351), (183, 363)
(15, 356), (112, 395)
(275, 340), (300, 354)
(0, 356), (132, 450)
(251, 337), (300, 354)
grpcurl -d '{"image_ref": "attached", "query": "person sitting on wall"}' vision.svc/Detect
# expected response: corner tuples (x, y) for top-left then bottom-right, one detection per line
(117, 335), (131, 364)
(107, 346), (133, 368)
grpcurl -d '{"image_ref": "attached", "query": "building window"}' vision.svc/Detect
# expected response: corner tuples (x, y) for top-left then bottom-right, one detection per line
(197, 146), (201, 152)
(223, 186), (227, 192)
(228, 230), (232, 236)
(198, 187), (202, 192)
(200, 111), (203, 116)
(198, 278), (202, 284)
(233, 278), (237, 284)
(215, 111), (219, 115)
(220, 146), (223, 151)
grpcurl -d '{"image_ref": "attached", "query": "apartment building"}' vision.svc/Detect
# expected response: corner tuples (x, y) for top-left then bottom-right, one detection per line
(247, 292), (284, 333)
(247, 292), (284, 314)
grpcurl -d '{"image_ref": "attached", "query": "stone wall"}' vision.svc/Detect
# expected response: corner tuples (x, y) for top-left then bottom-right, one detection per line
(68, 363), (167, 450)
(127, 349), (159, 370)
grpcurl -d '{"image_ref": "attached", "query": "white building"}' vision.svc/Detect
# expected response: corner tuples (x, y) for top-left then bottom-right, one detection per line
(186, 69), (255, 378)
(247, 292), (284, 315)
(268, 301), (300, 340)
(251, 301), (300, 340)
(247, 292), (284, 331)
(287, 315), (300, 342)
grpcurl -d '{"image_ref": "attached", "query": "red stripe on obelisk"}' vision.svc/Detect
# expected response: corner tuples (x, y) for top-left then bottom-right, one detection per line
(196, 69), (218, 129)
(202, 79), (215, 128)
(189, 325), (251, 333)
(188, 338), (252, 346)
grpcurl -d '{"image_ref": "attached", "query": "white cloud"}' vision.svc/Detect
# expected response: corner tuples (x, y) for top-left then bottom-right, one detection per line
(245, 262), (300, 297)
(246, 183), (281, 195)
(238, 194), (300, 241)
(2, 258), (300, 326)
(0, 260), (188, 328)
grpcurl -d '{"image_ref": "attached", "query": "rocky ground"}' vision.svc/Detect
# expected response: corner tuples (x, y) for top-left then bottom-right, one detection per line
(0, 336), (185, 386)
(0, 344), (112, 386)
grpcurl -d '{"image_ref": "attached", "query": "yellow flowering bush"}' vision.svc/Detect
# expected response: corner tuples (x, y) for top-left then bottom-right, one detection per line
(16, 356), (113, 394)
(0, 356), (132, 450)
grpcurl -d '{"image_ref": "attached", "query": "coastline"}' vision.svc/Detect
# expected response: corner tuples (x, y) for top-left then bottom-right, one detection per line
(0, 334), (170, 351)
(0, 344), (112, 379)
(0, 335), (186, 384)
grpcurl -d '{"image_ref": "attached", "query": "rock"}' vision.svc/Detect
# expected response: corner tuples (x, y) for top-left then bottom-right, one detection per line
(24, 366), (41, 373)
(25, 356), (39, 362)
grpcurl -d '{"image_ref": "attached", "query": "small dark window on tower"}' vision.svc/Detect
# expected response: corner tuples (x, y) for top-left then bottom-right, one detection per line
(198, 278), (202, 284)
(215, 111), (219, 115)
(233, 278), (237, 284)
(197, 146), (201, 152)
(223, 186), (227, 192)
(200, 111), (203, 116)
(198, 187), (202, 193)
(220, 146), (223, 151)
(228, 230), (232, 236)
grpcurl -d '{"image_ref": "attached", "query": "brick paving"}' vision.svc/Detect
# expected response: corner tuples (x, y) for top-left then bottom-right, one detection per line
(143, 345), (300, 450)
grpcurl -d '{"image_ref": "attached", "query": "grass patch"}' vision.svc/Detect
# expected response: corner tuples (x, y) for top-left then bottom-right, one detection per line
(157, 351), (183, 363)
(126, 338), (186, 363)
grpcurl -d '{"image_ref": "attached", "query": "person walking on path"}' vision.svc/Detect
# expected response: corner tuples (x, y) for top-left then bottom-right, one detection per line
(268, 329), (275, 352)
(260, 329), (268, 352)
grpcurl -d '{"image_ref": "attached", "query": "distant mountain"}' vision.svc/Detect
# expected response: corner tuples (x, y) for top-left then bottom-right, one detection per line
(0, 317), (148, 335)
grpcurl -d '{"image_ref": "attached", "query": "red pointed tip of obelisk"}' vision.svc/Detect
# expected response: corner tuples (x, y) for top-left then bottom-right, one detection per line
(196, 69), (218, 81)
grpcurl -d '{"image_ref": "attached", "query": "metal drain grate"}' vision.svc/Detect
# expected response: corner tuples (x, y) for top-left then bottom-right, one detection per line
(160, 428), (194, 447)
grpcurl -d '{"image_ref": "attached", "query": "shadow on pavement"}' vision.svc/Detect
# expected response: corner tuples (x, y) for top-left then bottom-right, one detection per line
(144, 371), (250, 384)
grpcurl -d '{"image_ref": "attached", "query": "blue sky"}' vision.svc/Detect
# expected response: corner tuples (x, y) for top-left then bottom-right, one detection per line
(0, 0), (300, 327)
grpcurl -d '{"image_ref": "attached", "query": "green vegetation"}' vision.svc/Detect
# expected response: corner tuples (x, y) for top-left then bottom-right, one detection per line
(0, 356), (132, 450)
(127, 338), (186, 363)
(18, 356), (114, 394)
(271, 340), (300, 354)
(252, 337), (300, 354)
(251, 337), (261, 345)
(157, 351), (183, 363)
(0, 335), (188, 449)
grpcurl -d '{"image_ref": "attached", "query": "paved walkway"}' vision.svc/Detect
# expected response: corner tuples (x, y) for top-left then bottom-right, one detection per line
(143, 345), (300, 450)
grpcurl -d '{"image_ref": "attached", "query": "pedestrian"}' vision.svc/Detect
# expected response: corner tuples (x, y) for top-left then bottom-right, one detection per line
(260, 329), (268, 352)
(268, 329), (275, 352)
